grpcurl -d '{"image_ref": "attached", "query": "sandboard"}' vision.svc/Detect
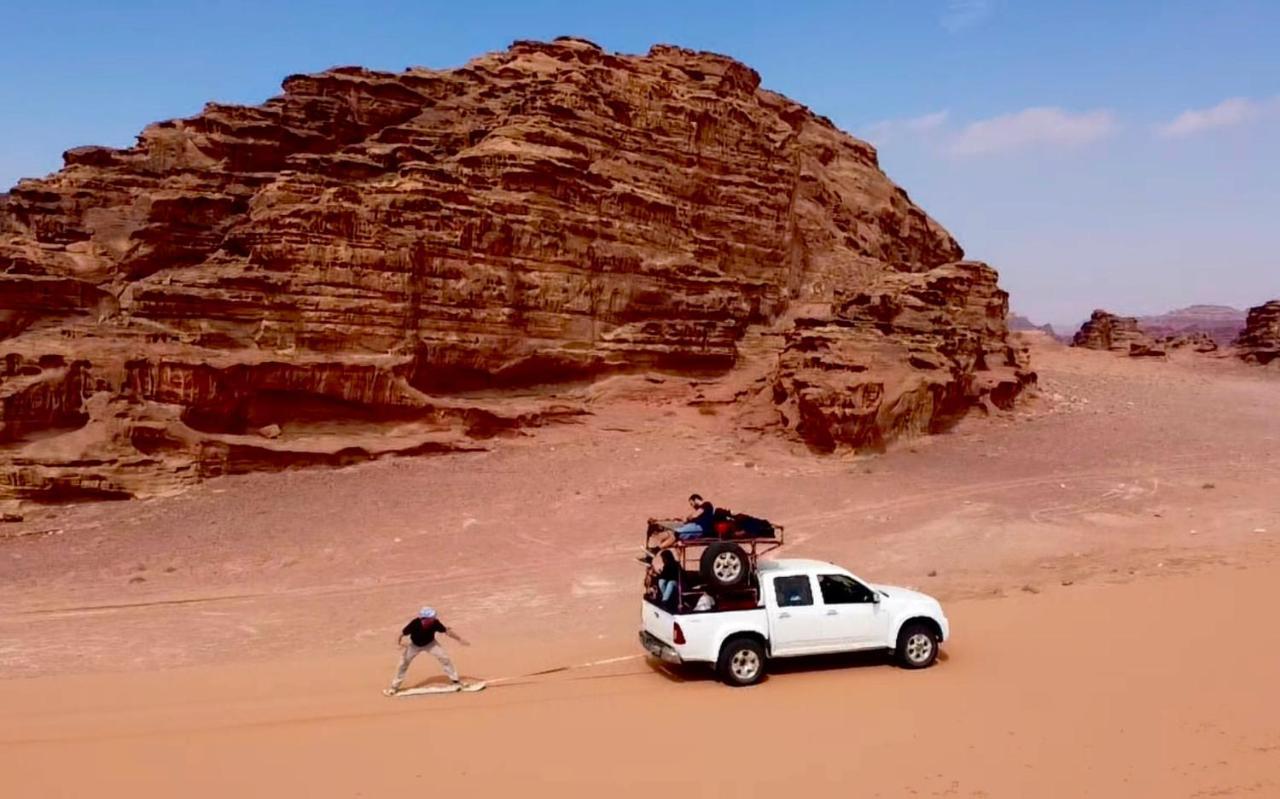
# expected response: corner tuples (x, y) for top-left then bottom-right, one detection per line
(384, 681), (486, 697)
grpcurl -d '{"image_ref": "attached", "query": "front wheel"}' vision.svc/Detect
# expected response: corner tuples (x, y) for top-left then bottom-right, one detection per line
(717, 636), (767, 686)
(896, 622), (940, 669)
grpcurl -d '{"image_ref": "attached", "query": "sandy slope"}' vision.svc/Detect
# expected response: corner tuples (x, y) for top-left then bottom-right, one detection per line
(3, 562), (1279, 798)
(1, 339), (1278, 796)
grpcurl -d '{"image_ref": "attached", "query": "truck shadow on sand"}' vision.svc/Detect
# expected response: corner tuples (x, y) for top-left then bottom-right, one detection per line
(646, 650), (950, 685)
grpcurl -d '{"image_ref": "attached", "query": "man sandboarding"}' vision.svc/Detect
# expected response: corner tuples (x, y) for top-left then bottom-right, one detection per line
(384, 607), (482, 696)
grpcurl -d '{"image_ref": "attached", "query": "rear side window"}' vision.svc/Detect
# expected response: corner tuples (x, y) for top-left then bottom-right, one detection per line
(773, 576), (813, 607)
(819, 574), (875, 604)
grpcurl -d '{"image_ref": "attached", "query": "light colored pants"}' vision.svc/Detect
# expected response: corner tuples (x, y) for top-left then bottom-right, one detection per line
(659, 578), (677, 603)
(391, 641), (458, 689)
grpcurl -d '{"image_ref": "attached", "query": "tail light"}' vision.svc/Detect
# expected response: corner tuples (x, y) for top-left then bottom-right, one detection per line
(673, 622), (686, 645)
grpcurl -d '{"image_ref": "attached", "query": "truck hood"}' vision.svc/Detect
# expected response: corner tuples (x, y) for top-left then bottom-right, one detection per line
(871, 584), (943, 610)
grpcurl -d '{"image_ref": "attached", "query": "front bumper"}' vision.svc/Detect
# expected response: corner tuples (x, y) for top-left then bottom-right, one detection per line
(639, 631), (684, 664)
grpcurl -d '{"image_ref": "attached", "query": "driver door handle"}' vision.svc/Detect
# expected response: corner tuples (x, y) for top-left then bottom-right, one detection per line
(825, 609), (838, 616)
(778, 612), (791, 619)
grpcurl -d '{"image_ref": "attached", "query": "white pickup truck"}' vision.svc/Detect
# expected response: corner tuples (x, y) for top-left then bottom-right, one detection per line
(639, 558), (950, 686)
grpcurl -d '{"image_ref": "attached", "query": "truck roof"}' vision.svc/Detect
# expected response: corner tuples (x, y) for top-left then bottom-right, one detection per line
(757, 557), (843, 573)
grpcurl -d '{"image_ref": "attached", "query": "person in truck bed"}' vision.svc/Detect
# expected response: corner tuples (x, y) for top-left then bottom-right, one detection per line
(641, 494), (716, 561)
(654, 548), (681, 609)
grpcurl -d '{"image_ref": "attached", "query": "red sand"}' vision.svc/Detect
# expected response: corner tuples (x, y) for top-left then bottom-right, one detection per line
(2, 340), (1279, 796)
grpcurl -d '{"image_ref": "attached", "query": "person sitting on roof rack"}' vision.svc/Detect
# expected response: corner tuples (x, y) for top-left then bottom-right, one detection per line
(673, 493), (716, 538)
(641, 494), (716, 562)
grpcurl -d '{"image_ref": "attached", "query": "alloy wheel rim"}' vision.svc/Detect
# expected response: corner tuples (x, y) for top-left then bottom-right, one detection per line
(731, 649), (760, 680)
(713, 552), (741, 581)
(905, 633), (934, 663)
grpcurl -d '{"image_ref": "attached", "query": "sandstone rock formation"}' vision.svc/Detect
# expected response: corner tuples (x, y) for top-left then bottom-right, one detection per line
(772, 261), (1028, 451)
(1072, 309), (1232, 359)
(0, 38), (1032, 500)
(1072, 311), (1160, 356)
(1138, 305), (1246, 346)
(1235, 301), (1280, 365)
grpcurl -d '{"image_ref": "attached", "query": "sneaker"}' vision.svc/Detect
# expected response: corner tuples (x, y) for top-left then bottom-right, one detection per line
(383, 687), (398, 696)
(636, 554), (653, 564)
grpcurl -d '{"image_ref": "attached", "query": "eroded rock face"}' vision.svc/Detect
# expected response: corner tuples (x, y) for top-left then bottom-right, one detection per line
(771, 262), (1031, 451)
(0, 38), (1031, 499)
(1236, 301), (1280, 365)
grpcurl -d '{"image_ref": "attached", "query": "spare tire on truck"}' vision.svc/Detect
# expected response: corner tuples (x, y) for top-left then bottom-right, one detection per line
(700, 542), (749, 589)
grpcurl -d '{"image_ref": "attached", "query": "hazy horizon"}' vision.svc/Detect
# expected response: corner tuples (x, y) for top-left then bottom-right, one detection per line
(2, 0), (1277, 324)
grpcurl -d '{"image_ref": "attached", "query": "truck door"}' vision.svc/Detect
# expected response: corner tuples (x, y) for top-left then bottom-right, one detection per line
(814, 573), (890, 650)
(766, 574), (826, 655)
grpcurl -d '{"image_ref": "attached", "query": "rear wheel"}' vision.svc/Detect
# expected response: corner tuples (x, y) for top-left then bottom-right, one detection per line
(700, 543), (749, 589)
(896, 622), (940, 669)
(717, 636), (767, 686)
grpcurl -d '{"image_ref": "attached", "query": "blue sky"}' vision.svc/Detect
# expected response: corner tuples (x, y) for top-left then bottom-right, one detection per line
(2, 0), (1277, 325)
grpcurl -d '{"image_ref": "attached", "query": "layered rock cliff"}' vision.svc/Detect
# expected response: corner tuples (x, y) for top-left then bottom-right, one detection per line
(1236, 301), (1280, 365)
(0, 38), (1032, 500)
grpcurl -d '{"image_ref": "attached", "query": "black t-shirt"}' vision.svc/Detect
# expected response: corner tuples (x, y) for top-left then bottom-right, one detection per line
(403, 617), (447, 647)
(693, 501), (715, 529)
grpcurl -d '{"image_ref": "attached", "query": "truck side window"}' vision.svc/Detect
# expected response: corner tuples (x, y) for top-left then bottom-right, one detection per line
(819, 574), (874, 604)
(773, 576), (813, 607)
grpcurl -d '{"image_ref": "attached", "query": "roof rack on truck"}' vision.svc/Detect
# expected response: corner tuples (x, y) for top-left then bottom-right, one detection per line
(642, 513), (784, 613)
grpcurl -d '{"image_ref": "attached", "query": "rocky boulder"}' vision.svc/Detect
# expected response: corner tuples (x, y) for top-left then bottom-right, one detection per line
(1158, 331), (1218, 353)
(0, 38), (1032, 500)
(1072, 310), (1159, 356)
(1236, 301), (1280, 365)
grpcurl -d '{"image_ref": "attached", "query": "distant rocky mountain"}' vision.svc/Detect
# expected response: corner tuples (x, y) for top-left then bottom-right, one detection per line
(1007, 313), (1057, 337)
(1137, 305), (1246, 346)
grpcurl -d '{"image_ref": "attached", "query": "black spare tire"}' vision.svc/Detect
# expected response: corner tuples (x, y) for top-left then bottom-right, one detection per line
(700, 542), (749, 589)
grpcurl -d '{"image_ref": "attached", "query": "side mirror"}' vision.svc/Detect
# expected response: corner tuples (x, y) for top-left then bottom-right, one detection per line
(870, 592), (881, 604)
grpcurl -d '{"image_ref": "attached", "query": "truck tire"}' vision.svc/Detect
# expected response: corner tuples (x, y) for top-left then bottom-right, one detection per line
(717, 636), (767, 686)
(700, 543), (749, 589)
(896, 621), (940, 669)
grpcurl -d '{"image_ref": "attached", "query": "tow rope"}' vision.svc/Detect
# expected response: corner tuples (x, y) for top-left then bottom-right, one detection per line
(485, 654), (644, 686)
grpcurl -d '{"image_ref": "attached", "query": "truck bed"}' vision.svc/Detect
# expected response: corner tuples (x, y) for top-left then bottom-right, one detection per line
(640, 598), (767, 665)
